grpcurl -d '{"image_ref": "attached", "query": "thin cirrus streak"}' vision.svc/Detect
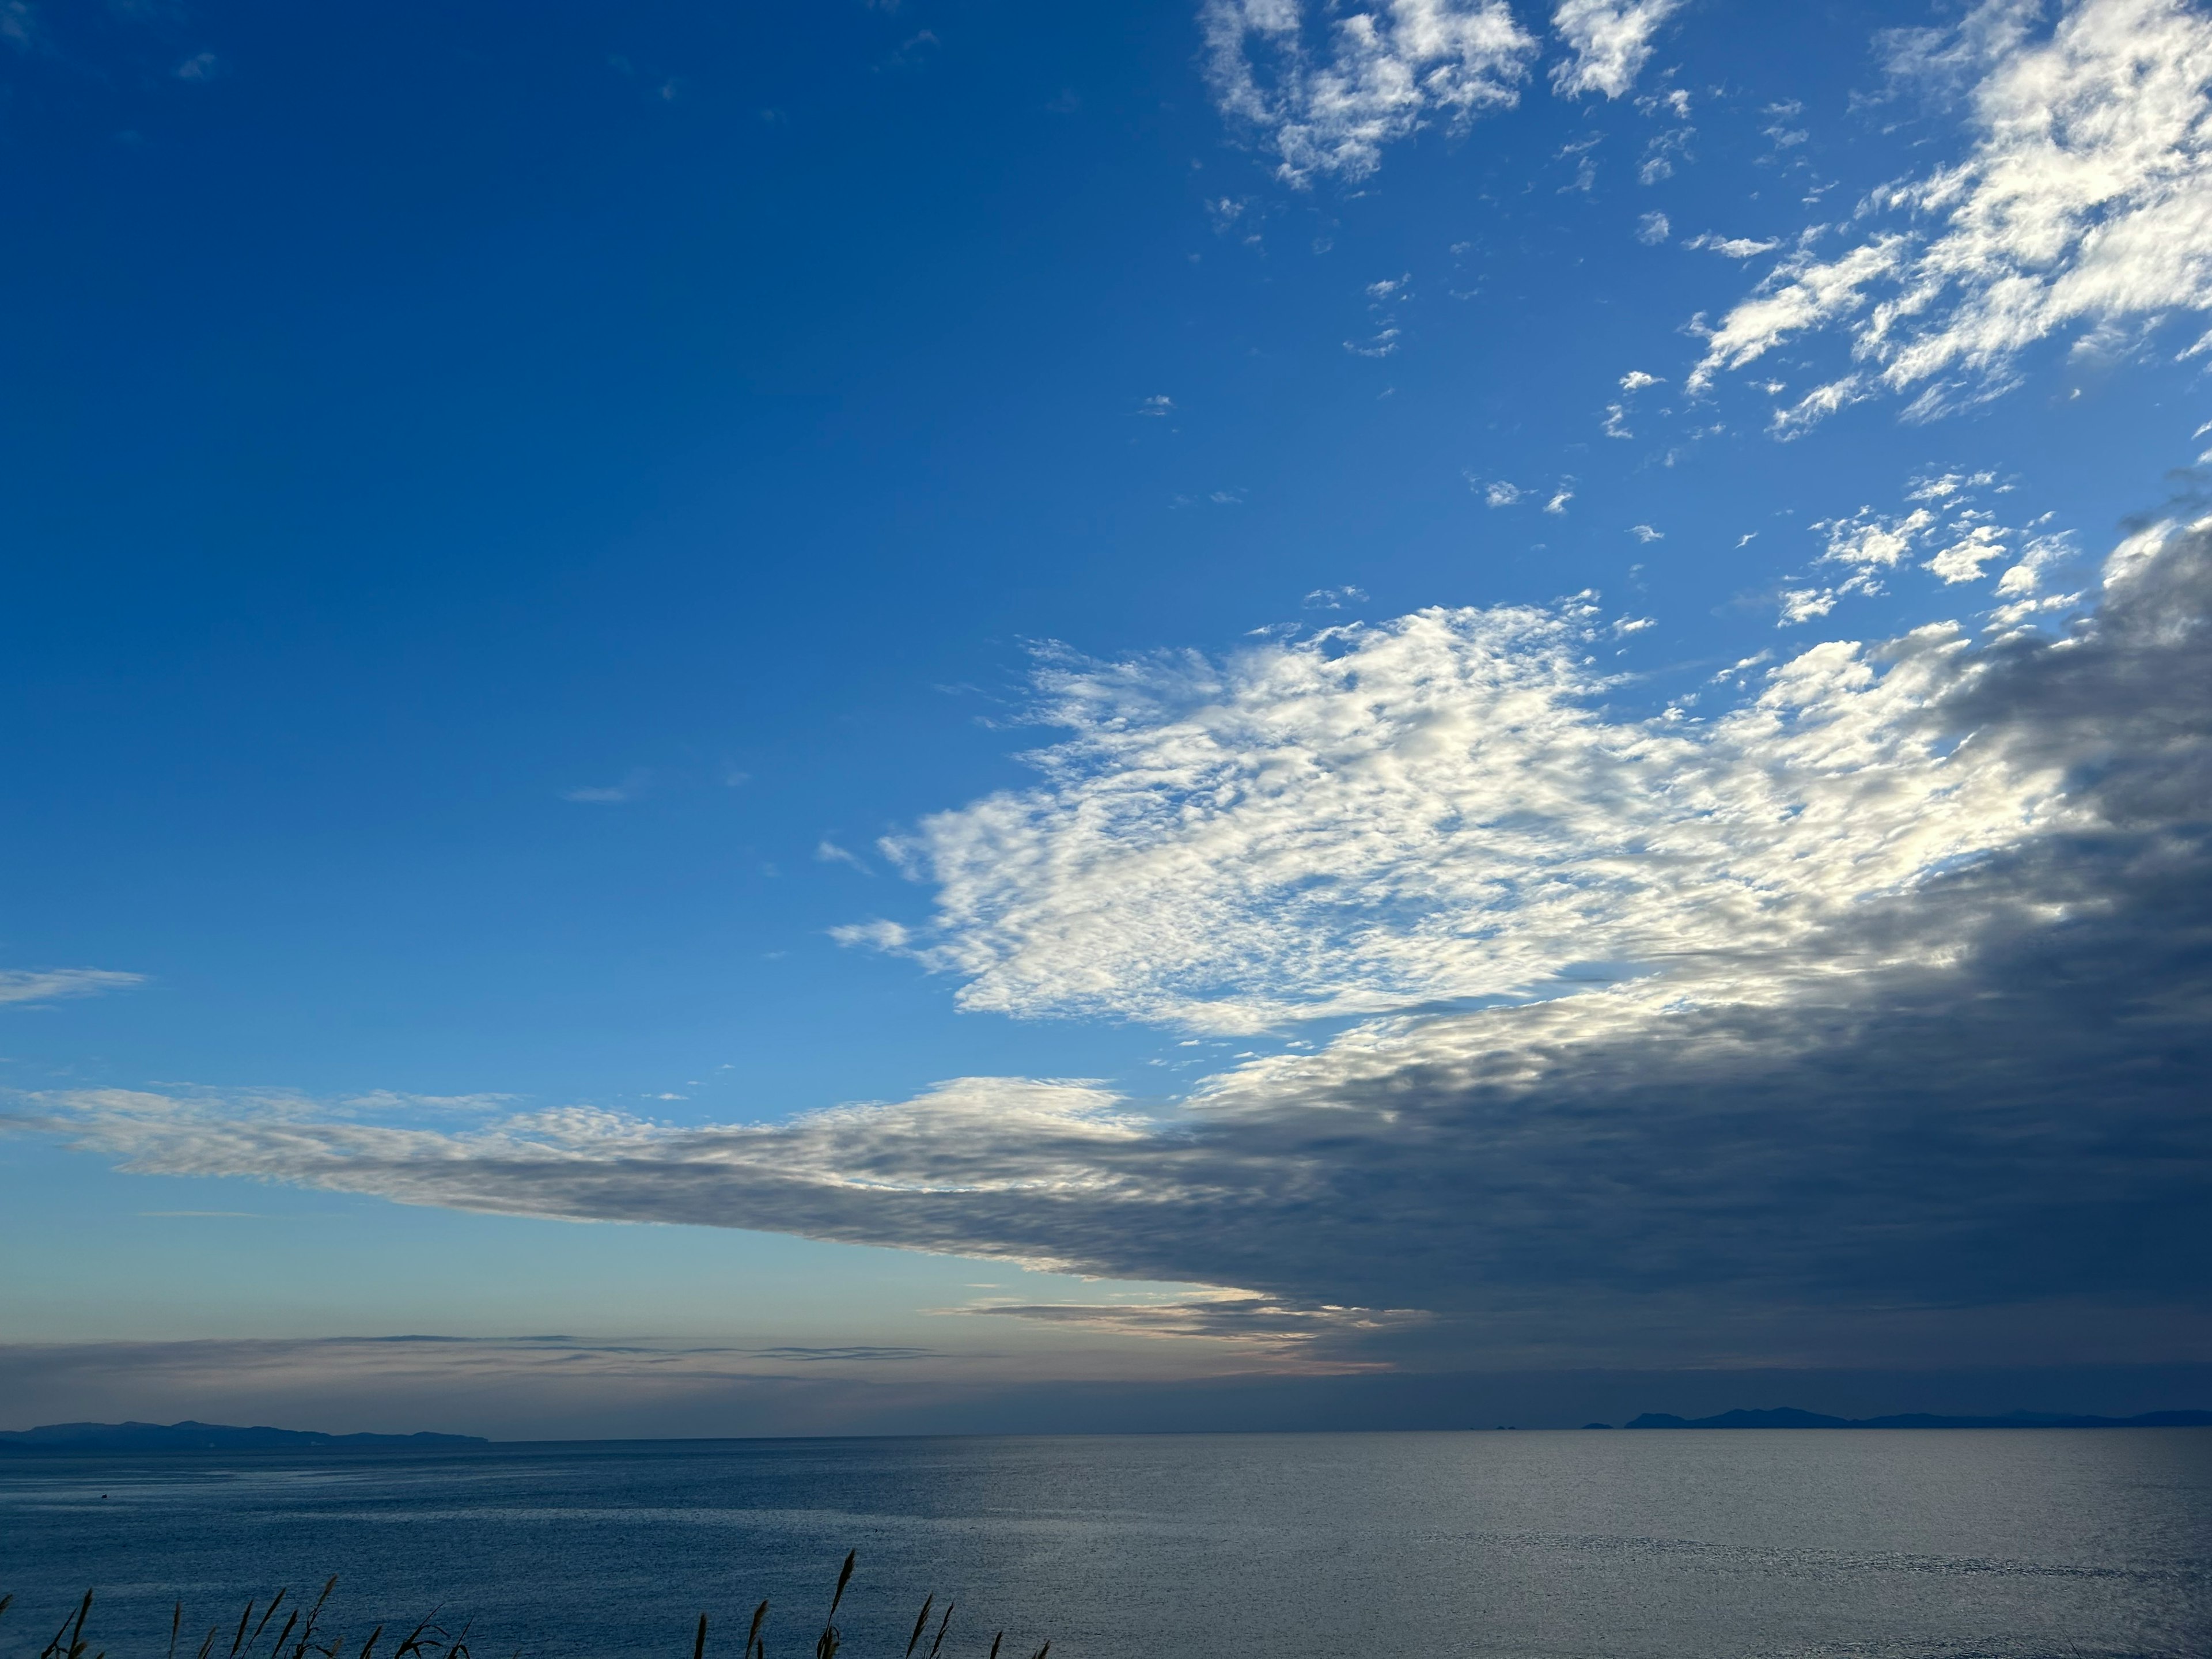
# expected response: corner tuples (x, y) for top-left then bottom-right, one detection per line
(0, 967), (143, 1005)
(1690, 0), (2212, 429)
(35, 520), (2212, 1367)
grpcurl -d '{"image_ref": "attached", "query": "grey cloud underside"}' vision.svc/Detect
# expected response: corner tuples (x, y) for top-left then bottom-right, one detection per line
(48, 530), (2212, 1362)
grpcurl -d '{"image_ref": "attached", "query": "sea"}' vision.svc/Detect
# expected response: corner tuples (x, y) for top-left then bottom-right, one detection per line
(2, 1431), (2207, 1659)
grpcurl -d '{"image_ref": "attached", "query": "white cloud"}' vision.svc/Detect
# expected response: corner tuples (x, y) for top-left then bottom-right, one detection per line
(855, 565), (2108, 1031)
(1550, 0), (1681, 99)
(1925, 521), (2013, 584)
(1639, 126), (1692, 183)
(0, 968), (143, 1006)
(1877, 0), (2043, 103)
(1543, 482), (1575, 513)
(1138, 394), (1176, 416)
(816, 839), (874, 874)
(1777, 585), (1844, 625)
(1603, 403), (1634, 437)
(1820, 506), (1939, 569)
(1201, 0), (1538, 183)
(1304, 586), (1370, 609)
(562, 768), (652, 804)
(1482, 479), (1523, 506)
(1768, 373), (1874, 437)
(1636, 210), (1671, 244)
(1684, 233), (1781, 260)
(1994, 528), (2080, 596)
(43, 524), (2212, 1370)
(1906, 468), (1999, 502)
(1686, 238), (1911, 395)
(1813, 476), (2069, 603)
(1692, 0), (2212, 423)
(1619, 369), (1662, 390)
(1627, 522), (1662, 541)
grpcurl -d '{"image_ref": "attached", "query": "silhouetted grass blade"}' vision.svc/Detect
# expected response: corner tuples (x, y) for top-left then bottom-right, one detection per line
(0, 1550), (1042, 1659)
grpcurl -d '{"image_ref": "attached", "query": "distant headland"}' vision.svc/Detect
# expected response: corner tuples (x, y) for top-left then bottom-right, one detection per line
(1613, 1407), (2212, 1430)
(0, 1420), (487, 1451)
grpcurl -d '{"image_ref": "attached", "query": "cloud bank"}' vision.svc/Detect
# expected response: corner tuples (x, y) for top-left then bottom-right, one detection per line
(1691, 0), (2212, 427)
(36, 518), (2212, 1370)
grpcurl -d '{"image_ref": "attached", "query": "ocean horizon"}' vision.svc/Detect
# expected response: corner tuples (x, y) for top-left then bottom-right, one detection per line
(5, 1429), (2207, 1659)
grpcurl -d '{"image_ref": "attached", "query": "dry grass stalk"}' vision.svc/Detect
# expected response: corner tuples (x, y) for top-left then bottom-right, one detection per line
(7, 1553), (1043, 1659)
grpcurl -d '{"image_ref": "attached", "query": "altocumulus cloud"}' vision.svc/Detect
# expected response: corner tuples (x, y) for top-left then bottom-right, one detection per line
(31, 521), (2212, 1370)
(1692, 0), (2212, 430)
(1549, 0), (1681, 100)
(1199, 0), (1681, 185)
(1202, 0), (1538, 183)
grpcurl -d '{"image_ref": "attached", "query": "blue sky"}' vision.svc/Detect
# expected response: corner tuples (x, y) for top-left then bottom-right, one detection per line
(4, 0), (2210, 1435)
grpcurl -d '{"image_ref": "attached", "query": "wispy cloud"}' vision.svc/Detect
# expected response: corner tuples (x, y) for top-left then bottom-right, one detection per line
(1684, 232), (1780, 260)
(1303, 586), (1370, 609)
(1201, 0), (1538, 183)
(561, 768), (652, 804)
(1692, 0), (2212, 425)
(1, 1), (39, 52)
(816, 839), (876, 876)
(1549, 0), (1681, 99)
(957, 1294), (1414, 1362)
(0, 968), (144, 1007)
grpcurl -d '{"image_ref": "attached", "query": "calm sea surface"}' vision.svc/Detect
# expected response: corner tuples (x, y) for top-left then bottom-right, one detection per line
(2, 1432), (2207, 1659)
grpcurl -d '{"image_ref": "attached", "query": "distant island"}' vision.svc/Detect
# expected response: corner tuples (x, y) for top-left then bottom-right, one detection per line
(0, 1420), (488, 1451)
(1616, 1407), (2212, 1430)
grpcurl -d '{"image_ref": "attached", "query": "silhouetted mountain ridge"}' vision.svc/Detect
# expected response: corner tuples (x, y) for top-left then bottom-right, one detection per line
(1623, 1407), (2212, 1429)
(0, 1420), (487, 1450)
